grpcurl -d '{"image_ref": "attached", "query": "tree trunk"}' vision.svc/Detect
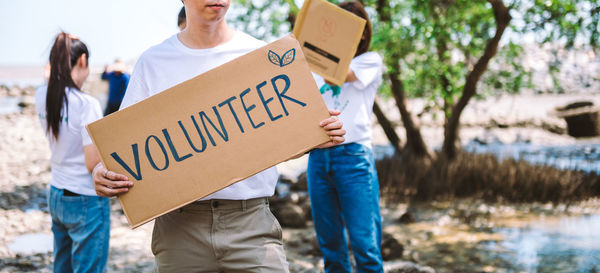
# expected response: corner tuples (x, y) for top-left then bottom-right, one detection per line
(441, 0), (511, 160)
(375, 0), (429, 158)
(436, 37), (452, 124)
(373, 100), (402, 153)
(388, 64), (430, 158)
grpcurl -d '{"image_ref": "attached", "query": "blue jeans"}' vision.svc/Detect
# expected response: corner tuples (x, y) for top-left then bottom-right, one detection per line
(48, 186), (110, 273)
(307, 143), (383, 273)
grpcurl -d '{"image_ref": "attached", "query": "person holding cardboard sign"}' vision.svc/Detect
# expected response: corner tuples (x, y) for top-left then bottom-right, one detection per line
(89, 0), (345, 272)
(35, 33), (110, 273)
(307, 2), (385, 272)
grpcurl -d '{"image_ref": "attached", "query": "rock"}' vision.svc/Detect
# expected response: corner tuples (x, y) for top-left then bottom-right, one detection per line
(490, 118), (509, 129)
(18, 95), (35, 109)
(382, 232), (404, 261)
(278, 174), (295, 185)
(300, 200), (313, 221)
(560, 101), (594, 110)
(275, 181), (291, 198)
(271, 203), (307, 228)
(541, 120), (566, 135)
(398, 212), (415, 224)
(384, 261), (435, 273)
(310, 233), (321, 255)
(22, 86), (36, 96)
(291, 172), (308, 191)
(17, 101), (30, 108)
(8, 87), (20, 96)
(554, 101), (600, 137)
(0, 85), (8, 96)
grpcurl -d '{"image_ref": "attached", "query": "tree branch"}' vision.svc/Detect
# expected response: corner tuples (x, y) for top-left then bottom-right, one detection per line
(442, 0), (511, 159)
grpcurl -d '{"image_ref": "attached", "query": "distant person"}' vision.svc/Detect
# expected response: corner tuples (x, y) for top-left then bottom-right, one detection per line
(307, 1), (385, 272)
(178, 6), (186, 30)
(35, 32), (110, 273)
(101, 59), (129, 116)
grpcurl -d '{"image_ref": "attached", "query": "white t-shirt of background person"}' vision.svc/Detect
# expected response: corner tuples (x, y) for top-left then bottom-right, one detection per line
(320, 52), (383, 148)
(35, 86), (103, 196)
(118, 30), (279, 201)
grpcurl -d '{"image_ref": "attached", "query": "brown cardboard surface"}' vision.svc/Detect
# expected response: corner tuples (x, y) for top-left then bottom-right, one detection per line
(293, 0), (366, 86)
(86, 35), (330, 228)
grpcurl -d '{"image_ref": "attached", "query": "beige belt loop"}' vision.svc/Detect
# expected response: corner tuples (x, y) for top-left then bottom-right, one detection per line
(242, 200), (247, 211)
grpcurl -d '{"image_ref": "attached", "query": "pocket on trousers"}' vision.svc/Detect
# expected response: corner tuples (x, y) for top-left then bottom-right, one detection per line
(61, 196), (86, 226)
(265, 206), (283, 241)
(151, 218), (161, 255)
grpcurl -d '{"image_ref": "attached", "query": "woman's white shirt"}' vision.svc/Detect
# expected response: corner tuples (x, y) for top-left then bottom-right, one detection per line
(320, 52), (383, 148)
(35, 86), (103, 196)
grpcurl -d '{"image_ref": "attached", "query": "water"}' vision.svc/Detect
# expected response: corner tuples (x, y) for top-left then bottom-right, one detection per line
(465, 142), (600, 173)
(372, 144), (397, 160)
(486, 214), (600, 272)
(374, 142), (600, 271)
(8, 233), (53, 254)
(372, 142), (600, 173)
(0, 96), (21, 114)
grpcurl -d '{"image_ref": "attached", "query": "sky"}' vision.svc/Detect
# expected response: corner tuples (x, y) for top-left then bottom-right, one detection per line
(0, 0), (184, 67)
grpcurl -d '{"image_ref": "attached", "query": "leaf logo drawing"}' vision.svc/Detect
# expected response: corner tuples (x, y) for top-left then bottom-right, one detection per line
(320, 17), (336, 37)
(268, 49), (296, 67)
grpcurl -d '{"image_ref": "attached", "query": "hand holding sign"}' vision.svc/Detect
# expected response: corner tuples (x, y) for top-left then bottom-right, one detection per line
(92, 163), (131, 197)
(316, 109), (345, 149)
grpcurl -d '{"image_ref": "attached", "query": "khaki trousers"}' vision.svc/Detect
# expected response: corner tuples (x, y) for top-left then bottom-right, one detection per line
(151, 198), (289, 273)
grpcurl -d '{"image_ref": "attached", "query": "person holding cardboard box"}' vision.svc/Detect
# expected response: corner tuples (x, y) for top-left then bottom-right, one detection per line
(90, 0), (345, 272)
(307, 2), (385, 272)
(35, 32), (110, 273)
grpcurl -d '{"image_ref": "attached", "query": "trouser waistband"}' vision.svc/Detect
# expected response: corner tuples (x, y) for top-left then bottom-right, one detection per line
(187, 197), (269, 210)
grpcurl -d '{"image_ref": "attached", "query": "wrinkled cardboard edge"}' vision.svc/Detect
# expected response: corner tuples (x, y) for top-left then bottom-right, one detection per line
(88, 34), (330, 229)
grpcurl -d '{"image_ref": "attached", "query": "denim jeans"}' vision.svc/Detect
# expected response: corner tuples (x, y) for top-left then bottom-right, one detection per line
(307, 143), (383, 273)
(48, 186), (110, 273)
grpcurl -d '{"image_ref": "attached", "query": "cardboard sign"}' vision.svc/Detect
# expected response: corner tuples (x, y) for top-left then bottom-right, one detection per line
(293, 0), (366, 86)
(86, 35), (330, 228)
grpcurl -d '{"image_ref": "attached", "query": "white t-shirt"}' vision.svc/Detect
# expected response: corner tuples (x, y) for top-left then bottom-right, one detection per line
(35, 86), (103, 196)
(119, 30), (279, 200)
(320, 52), (383, 147)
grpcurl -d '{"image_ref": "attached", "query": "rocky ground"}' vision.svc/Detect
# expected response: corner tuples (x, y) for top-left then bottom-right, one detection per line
(1, 85), (599, 272)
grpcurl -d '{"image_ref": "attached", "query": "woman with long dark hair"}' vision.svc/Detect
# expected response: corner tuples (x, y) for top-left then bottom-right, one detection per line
(307, 1), (385, 272)
(35, 32), (110, 273)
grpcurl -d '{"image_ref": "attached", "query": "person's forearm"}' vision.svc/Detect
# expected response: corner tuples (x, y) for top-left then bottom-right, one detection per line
(84, 145), (101, 173)
(345, 69), (358, 83)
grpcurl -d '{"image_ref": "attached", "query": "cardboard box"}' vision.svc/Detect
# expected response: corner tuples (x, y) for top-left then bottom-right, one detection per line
(86, 35), (330, 228)
(293, 0), (366, 86)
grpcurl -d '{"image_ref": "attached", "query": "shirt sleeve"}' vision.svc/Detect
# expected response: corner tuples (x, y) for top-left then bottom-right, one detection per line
(349, 52), (383, 89)
(81, 97), (103, 146)
(119, 60), (150, 110)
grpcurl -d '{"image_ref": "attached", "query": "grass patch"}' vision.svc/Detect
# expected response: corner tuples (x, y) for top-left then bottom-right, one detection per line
(377, 152), (600, 204)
